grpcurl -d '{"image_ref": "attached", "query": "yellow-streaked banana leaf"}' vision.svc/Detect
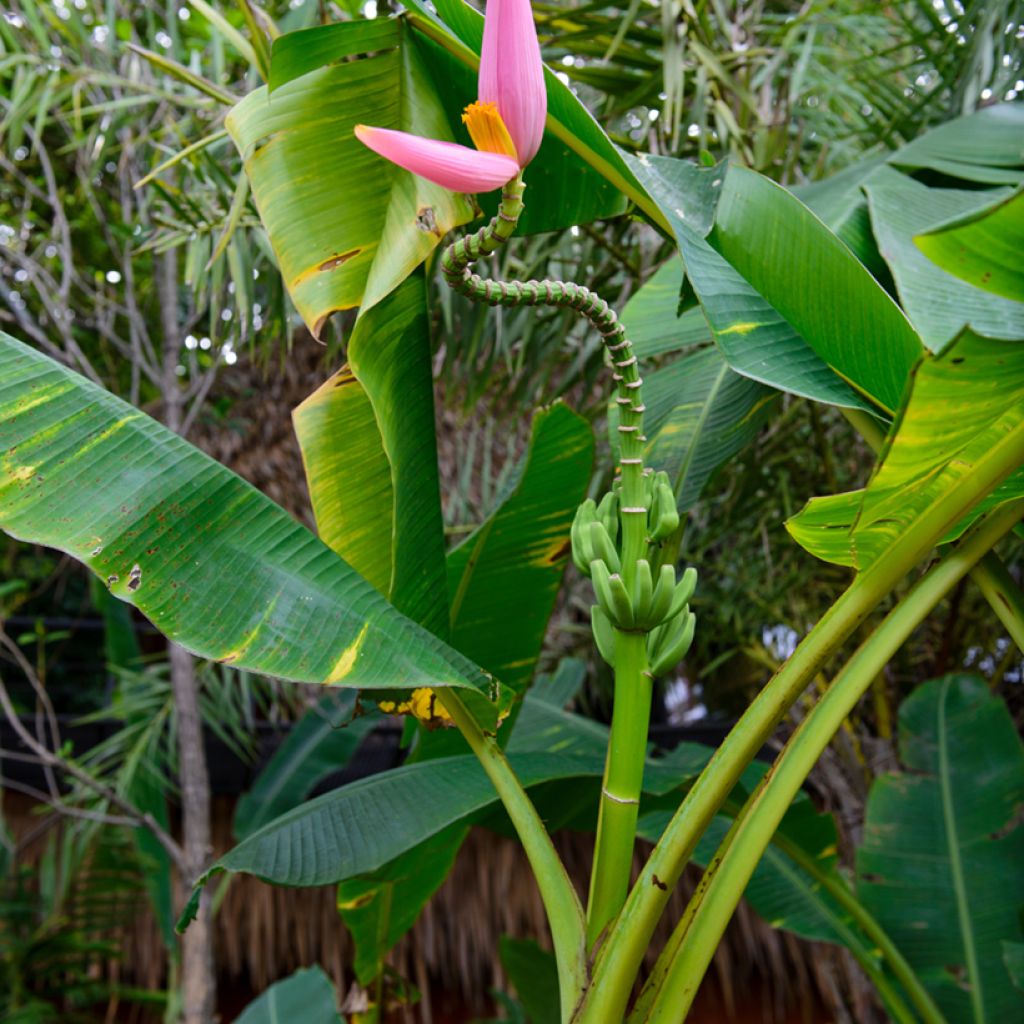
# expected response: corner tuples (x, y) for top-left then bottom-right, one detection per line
(0, 333), (498, 722)
(787, 330), (1024, 569)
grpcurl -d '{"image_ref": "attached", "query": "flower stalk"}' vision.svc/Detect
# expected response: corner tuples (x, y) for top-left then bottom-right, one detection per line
(441, 178), (696, 952)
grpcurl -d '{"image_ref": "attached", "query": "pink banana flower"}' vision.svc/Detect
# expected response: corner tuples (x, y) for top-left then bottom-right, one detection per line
(355, 0), (547, 193)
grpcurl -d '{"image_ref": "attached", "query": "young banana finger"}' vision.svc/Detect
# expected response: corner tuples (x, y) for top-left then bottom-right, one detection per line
(571, 506), (594, 575)
(591, 560), (635, 629)
(649, 610), (697, 677)
(588, 520), (621, 574)
(650, 481), (680, 540)
(631, 559), (656, 630)
(591, 605), (616, 665)
(596, 490), (620, 543)
(646, 563), (677, 627)
(666, 566), (698, 621)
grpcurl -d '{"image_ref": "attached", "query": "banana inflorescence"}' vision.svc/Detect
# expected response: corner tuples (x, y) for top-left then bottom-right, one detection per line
(572, 470), (697, 678)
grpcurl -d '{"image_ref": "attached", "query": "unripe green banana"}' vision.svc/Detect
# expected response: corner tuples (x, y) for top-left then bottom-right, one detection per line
(571, 500), (598, 574)
(631, 559), (656, 630)
(666, 566), (698, 621)
(588, 520), (621, 574)
(648, 609), (697, 676)
(596, 491), (620, 543)
(591, 560), (634, 629)
(650, 480), (680, 541)
(646, 563), (677, 627)
(591, 605), (616, 665)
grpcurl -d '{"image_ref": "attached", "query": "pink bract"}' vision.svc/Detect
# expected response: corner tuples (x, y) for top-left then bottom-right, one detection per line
(354, 126), (520, 194)
(479, 0), (547, 166)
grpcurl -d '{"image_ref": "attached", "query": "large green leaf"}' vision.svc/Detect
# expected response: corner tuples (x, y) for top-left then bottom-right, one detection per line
(337, 823), (467, 986)
(294, 273), (448, 637)
(889, 103), (1024, 186)
(915, 186), (1024, 302)
(625, 151), (726, 239)
(675, 221), (881, 413)
(787, 330), (1024, 569)
(636, 345), (776, 513)
(446, 403), (593, 695)
(857, 675), (1024, 1022)
(268, 18), (398, 92)
(708, 165), (923, 413)
(791, 154), (889, 273)
(864, 168), (1024, 351)
(233, 692), (377, 840)
(185, 695), (710, 901)
(227, 18), (473, 331)
(0, 333), (496, 710)
(620, 260), (711, 361)
(235, 966), (343, 1024)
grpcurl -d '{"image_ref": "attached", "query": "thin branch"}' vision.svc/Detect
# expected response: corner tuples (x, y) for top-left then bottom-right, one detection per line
(0, 666), (187, 874)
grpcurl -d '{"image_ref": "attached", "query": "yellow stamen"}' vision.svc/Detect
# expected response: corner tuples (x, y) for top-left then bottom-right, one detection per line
(462, 101), (518, 160)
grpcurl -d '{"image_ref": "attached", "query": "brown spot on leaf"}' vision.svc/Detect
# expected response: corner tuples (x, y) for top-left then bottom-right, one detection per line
(416, 207), (438, 235)
(548, 539), (571, 563)
(318, 249), (360, 273)
(652, 874), (668, 891)
(107, 574), (119, 587)
(127, 564), (142, 592)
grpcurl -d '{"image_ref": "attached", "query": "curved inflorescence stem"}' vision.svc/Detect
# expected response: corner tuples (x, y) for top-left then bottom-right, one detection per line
(441, 176), (648, 475)
(442, 178), (695, 956)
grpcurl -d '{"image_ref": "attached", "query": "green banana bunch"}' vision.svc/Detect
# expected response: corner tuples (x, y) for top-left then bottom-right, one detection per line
(571, 499), (623, 577)
(647, 606), (697, 677)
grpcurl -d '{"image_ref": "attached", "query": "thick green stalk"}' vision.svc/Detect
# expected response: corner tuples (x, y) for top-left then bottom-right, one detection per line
(842, 408), (1024, 655)
(586, 631), (652, 948)
(437, 690), (588, 1020)
(970, 553), (1024, 654)
(748, 810), (943, 1024)
(640, 499), (1023, 1023)
(443, 173), (656, 956)
(575, 418), (1024, 1023)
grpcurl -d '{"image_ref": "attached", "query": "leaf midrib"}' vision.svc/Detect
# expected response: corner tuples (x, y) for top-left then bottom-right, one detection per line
(938, 676), (985, 1023)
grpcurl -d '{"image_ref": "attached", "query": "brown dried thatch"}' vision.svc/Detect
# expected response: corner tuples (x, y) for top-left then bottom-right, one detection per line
(3, 791), (881, 1023)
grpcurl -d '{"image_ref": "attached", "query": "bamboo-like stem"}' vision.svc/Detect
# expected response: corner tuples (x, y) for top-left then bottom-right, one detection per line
(843, 407), (1024, 656)
(730, 801), (939, 1024)
(443, 174), (656, 957)
(437, 690), (588, 1020)
(586, 631), (652, 948)
(639, 499), (1023, 1023)
(970, 552), (1024, 654)
(576, 418), (1024, 1023)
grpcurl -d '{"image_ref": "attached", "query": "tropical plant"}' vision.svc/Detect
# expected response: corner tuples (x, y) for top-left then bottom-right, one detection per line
(2, 1), (1023, 1023)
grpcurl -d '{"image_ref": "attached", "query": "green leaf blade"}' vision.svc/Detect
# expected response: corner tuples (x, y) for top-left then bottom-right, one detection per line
(857, 676), (1024, 1022)
(0, 334), (494, 705)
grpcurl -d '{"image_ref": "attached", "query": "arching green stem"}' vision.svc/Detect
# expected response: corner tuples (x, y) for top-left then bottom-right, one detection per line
(575, 416), (1024, 1023)
(638, 499), (1023, 1023)
(443, 176), (655, 954)
(437, 690), (588, 1020)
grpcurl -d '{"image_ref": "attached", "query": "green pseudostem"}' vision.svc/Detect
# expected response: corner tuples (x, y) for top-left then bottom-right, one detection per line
(442, 176), (686, 950)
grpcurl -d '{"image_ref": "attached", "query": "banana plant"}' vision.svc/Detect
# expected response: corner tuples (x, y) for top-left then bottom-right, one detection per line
(3, 1), (1024, 1022)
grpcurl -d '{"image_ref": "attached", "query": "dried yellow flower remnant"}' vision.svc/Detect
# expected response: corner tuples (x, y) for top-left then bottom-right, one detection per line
(377, 687), (453, 727)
